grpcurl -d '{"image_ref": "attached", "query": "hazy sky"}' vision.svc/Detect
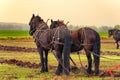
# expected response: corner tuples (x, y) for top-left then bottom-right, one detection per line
(0, 0), (120, 27)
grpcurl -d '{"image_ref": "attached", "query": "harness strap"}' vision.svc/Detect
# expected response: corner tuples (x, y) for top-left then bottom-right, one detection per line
(33, 22), (52, 49)
(52, 50), (70, 74)
(77, 52), (89, 75)
(81, 28), (93, 46)
(53, 41), (64, 45)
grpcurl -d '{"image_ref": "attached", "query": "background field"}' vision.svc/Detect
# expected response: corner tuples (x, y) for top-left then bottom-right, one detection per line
(0, 51), (120, 80)
(0, 30), (120, 80)
(0, 30), (29, 37)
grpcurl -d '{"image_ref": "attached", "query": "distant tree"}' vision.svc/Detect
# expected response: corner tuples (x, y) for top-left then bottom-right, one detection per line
(99, 26), (112, 32)
(68, 25), (113, 32)
(68, 25), (74, 30)
(68, 25), (80, 31)
(114, 25), (120, 30)
(89, 26), (98, 31)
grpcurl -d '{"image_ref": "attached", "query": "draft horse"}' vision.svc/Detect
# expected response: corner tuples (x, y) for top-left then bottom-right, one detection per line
(50, 20), (101, 75)
(108, 29), (120, 49)
(29, 14), (71, 75)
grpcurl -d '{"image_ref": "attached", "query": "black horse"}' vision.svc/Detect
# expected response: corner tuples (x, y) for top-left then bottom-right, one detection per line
(108, 29), (120, 49)
(50, 20), (101, 75)
(29, 14), (71, 75)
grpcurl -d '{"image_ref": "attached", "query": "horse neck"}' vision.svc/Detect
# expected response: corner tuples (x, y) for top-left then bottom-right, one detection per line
(33, 22), (49, 39)
(112, 30), (117, 35)
(36, 22), (49, 30)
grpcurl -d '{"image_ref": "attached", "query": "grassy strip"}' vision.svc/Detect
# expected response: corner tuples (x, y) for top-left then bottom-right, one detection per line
(0, 30), (29, 36)
(0, 30), (108, 37)
(99, 32), (108, 37)
(0, 51), (120, 79)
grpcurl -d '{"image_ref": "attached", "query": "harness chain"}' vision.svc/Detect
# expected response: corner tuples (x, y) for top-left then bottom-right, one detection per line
(33, 22), (52, 49)
(77, 52), (88, 75)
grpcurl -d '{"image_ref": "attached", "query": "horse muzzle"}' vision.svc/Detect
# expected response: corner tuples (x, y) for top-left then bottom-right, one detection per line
(29, 30), (34, 35)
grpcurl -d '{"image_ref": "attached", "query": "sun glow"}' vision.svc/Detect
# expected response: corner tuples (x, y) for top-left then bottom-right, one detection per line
(0, 0), (12, 8)
(0, 0), (13, 21)
(0, 0), (120, 26)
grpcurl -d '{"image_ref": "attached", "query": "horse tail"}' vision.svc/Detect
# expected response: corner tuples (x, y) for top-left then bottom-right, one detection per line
(93, 31), (100, 55)
(93, 31), (101, 74)
(63, 31), (71, 75)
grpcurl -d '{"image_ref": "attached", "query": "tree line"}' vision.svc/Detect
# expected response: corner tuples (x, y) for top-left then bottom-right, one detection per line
(0, 22), (120, 32)
(68, 24), (120, 32)
(0, 22), (29, 30)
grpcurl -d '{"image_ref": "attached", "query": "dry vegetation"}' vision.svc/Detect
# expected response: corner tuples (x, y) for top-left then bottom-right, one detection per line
(0, 36), (120, 80)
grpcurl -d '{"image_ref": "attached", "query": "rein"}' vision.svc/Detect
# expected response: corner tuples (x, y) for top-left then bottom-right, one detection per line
(33, 22), (52, 49)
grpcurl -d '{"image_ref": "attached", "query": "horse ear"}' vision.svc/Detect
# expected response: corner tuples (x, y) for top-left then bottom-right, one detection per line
(32, 14), (35, 17)
(51, 19), (53, 23)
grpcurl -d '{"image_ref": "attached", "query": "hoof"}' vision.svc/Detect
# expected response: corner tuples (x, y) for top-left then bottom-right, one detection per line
(40, 70), (45, 73)
(45, 69), (48, 72)
(65, 72), (70, 76)
(55, 72), (61, 76)
(94, 70), (99, 75)
(86, 69), (92, 74)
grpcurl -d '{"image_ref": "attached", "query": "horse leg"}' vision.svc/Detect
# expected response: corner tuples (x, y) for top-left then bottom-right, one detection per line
(93, 42), (100, 74)
(63, 38), (71, 76)
(44, 50), (48, 72)
(63, 49), (70, 76)
(55, 50), (63, 75)
(37, 46), (45, 72)
(84, 49), (92, 74)
(116, 40), (119, 49)
(93, 53), (100, 74)
(93, 47), (100, 74)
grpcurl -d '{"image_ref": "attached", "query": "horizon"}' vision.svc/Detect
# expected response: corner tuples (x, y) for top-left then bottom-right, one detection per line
(0, 0), (120, 27)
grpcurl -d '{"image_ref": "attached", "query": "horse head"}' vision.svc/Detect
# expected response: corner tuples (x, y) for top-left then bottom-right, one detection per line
(108, 29), (118, 37)
(29, 14), (43, 35)
(50, 19), (66, 29)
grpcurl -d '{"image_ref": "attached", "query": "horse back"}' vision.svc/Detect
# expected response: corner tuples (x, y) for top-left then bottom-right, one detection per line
(78, 28), (98, 44)
(113, 30), (120, 40)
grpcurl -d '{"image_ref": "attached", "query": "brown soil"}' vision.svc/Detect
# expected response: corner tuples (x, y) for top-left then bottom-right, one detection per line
(0, 44), (120, 56)
(0, 58), (57, 70)
(0, 58), (80, 73)
(0, 44), (37, 52)
(0, 58), (41, 68)
(101, 51), (120, 56)
(0, 58), (120, 77)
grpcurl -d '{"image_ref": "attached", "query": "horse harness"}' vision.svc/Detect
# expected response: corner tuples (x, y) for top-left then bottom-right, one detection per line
(33, 22), (52, 49)
(33, 22), (67, 50)
(80, 28), (93, 46)
(33, 23), (92, 53)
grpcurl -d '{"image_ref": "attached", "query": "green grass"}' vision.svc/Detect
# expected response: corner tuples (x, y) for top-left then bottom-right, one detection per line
(0, 51), (120, 80)
(98, 32), (108, 38)
(0, 30), (108, 37)
(0, 30), (29, 37)
(0, 64), (39, 80)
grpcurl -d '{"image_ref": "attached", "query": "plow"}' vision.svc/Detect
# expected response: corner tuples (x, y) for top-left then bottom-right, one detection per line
(102, 64), (120, 77)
